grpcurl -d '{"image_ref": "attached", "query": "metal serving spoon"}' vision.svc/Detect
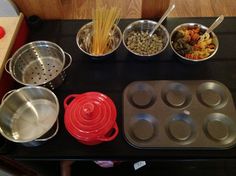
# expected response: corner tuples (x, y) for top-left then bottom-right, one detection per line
(205, 15), (224, 34)
(200, 15), (224, 40)
(149, 3), (175, 37)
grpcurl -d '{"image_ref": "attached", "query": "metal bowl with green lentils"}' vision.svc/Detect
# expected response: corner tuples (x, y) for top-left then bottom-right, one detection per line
(123, 20), (170, 57)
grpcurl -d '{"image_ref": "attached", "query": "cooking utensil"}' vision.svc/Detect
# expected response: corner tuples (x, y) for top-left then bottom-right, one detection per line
(149, 3), (175, 37)
(123, 80), (236, 149)
(0, 86), (59, 143)
(205, 15), (224, 35)
(64, 92), (118, 145)
(5, 41), (72, 89)
(200, 15), (224, 41)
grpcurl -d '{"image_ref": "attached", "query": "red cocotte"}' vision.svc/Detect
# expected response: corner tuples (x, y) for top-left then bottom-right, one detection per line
(64, 92), (118, 145)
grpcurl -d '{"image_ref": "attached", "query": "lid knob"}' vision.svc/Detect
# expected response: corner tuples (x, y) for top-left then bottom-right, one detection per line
(82, 102), (95, 119)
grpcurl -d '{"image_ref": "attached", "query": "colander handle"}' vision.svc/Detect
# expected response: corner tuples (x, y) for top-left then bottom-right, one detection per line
(1, 90), (15, 104)
(98, 123), (119, 142)
(34, 119), (59, 142)
(64, 94), (79, 109)
(63, 52), (72, 71)
(4, 58), (12, 74)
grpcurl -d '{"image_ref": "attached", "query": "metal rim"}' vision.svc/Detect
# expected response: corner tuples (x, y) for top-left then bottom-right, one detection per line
(9, 41), (66, 86)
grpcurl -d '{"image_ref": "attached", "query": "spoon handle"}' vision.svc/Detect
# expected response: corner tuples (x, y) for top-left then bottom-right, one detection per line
(206, 15), (224, 33)
(149, 4), (175, 37)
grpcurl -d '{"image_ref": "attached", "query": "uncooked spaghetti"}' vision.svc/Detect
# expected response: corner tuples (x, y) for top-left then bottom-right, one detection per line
(92, 1), (120, 55)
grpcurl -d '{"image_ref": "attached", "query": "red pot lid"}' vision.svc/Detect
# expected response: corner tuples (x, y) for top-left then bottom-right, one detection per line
(64, 92), (117, 142)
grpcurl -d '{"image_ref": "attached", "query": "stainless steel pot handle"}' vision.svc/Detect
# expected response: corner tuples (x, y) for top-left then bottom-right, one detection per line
(34, 119), (59, 142)
(4, 58), (12, 74)
(63, 52), (72, 71)
(1, 89), (15, 104)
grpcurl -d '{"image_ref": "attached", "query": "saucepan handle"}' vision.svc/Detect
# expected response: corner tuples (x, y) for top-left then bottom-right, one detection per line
(64, 94), (79, 109)
(1, 90), (15, 104)
(35, 119), (59, 142)
(98, 123), (119, 142)
(63, 52), (72, 71)
(4, 58), (12, 74)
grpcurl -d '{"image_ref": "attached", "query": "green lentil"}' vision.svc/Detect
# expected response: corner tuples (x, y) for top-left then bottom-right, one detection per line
(126, 31), (163, 55)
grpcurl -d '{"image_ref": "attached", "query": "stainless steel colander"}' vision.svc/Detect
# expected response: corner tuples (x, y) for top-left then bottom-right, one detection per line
(5, 41), (72, 89)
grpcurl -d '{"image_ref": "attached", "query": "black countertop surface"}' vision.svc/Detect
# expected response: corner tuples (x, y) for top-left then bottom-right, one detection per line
(3, 17), (236, 160)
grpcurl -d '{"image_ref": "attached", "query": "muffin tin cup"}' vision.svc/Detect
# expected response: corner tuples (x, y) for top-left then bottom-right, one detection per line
(123, 80), (236, 149)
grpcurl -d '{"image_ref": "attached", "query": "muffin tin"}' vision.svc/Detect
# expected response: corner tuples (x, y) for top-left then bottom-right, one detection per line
(123, 80), (236, 149)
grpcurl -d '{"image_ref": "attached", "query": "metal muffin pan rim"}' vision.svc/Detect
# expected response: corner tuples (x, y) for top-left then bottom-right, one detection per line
(129, 113), (157, 142)
(196, 82), (229, 109)
(203, 112), (236, 144)
(126, 81), (157, 109)
(161, 82), (192, 109)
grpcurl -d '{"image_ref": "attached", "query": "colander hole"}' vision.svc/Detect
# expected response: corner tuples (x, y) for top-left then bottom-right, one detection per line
(45, 79), (47, 81)
(34, 82), (37, 84)
(35, 67), (38, 69)
(37, 73), (40, 75)
(56, 70), (58, 72)
(43, 73), (46, 75)
(39, 77), (41, 80)
(32, 72), (34, 74)
(31, 77), (33, 80)
(48, 70), (50, 72)
(42, 68), (45, 71)
(53, 65), (55, 68)
(49, 74), (52, 77)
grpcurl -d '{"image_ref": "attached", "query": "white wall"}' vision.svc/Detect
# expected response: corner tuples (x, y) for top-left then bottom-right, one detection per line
(0, 0), (19, 17)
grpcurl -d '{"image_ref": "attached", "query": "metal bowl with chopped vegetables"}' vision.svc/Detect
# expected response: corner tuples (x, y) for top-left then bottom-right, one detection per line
(123, 20), (169, 57)
(170, 23), (219, 62)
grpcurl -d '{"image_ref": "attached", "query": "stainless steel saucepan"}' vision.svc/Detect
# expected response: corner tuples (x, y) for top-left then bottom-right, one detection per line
(0, 86), (59, 144)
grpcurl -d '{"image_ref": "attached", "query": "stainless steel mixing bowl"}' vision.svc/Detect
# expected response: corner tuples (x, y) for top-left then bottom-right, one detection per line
(123, 20), (170, 57)
(170, 23), (219, 62)
(76, 22), (122, 59)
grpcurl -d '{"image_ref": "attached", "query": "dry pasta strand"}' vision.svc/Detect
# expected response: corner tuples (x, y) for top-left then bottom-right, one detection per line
(92, 0), (120, 55)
